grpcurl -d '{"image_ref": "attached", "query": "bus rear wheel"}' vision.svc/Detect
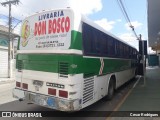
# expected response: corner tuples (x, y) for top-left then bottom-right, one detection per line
(104, 78), (115, 100)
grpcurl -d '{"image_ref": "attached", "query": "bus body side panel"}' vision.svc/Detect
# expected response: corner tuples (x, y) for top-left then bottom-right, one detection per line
(71, 54), (136, 109)
(115, 67), (136, 88)
(81, 67), (136, 109)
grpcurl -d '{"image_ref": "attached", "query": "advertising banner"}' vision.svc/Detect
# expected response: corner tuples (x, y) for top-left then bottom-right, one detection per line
(20, 9), (73, 50)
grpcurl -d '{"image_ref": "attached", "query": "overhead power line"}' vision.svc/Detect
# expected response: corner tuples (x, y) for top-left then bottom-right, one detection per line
(12, 19), (22, 31)
(116, 0), (140, 40)
(0, 14), (9, 19)
(0, 14), (21, 23)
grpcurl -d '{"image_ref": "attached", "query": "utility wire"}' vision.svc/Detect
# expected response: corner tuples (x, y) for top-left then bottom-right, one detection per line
(0, 13), (21, 30)
(0, 14), (21, 22)
(12, 19), (21, 31)
(116, 0), (140, 40)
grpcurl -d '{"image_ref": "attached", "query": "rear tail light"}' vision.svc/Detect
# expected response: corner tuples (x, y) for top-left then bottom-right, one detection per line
(48, 88), (56, 96)
(16, 81), (21, 88)
(59, 90), (68, 98)
(22, 83), (28, 90)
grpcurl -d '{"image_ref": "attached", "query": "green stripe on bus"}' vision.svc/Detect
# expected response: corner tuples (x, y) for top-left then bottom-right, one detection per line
(16, 54), (132, 75)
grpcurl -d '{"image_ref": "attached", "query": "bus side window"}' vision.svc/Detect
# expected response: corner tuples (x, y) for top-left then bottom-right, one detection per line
(82, 23), (92, 56)
(130, 49), (132, 59)
(117, 42), (120, 57)
(123, 44), (125, 57)
(126, 46), (129, 58)
(124, 45), (127, 58)
(112, 38), (115, 56)
(101, 33), (108, 56)
(119, 43), (123, 57)
(90, 28), (96, 54)
(115, 40), (118, 56)
(108, 37), (115, 57)
(92, 29), (101, 55)
(82, 23), (101, 56)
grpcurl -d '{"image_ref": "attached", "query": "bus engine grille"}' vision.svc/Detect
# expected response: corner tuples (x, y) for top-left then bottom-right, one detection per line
(58, 62), (69, 78)
(17, 60), (23, 71)
(83, 77), (94, 104)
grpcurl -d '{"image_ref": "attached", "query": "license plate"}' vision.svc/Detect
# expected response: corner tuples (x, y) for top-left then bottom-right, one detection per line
(33, 80), (43, 87)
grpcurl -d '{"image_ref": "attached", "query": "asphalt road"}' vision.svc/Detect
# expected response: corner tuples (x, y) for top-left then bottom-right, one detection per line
(0, 77), (138, 120)
(0, 81), (16, 105)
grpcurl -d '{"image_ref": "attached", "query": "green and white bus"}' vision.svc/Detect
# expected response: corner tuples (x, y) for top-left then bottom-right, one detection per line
(13, 8), (138, 111)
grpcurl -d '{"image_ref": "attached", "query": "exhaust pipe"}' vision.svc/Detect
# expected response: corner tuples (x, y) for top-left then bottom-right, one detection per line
(19, 98), (24, 102)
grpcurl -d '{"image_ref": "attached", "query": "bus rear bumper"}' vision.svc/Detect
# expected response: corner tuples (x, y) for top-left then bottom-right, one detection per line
(13, 88), (81, 111)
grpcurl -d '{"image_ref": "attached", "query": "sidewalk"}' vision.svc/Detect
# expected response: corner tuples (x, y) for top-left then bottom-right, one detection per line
(108, 66), (160, 120)
(0, 78), (16, 105)
(0, 78), (15, 84)
(118, 66), (160, 111)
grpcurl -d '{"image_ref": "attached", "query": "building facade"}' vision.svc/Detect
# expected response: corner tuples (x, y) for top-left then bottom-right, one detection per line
(0, 25), (18, 78)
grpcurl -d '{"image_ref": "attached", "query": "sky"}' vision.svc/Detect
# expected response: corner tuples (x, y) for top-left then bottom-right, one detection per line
(0, 0), (149, 51)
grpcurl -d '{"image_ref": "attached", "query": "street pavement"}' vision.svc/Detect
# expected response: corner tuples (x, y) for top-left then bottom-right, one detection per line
(0, 80), (16, 105)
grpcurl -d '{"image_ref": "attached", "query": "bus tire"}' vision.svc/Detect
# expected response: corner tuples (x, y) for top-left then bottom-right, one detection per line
(105, 78), (115, 100)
